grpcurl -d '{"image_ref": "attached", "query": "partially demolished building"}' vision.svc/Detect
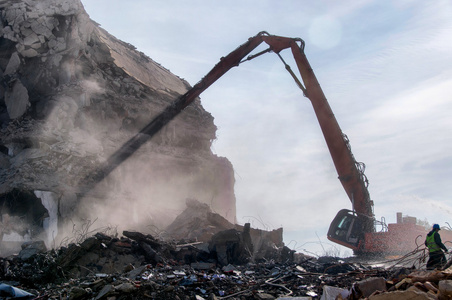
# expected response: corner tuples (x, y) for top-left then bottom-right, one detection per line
(0, 0), (240, 253)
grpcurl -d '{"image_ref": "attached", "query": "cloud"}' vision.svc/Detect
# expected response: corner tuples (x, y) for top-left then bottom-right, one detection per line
(308, 16), (343, 50)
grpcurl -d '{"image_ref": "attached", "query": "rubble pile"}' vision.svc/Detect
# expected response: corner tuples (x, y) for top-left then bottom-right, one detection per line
(2, 230), (452, 299)
(165, 198), (289, 266)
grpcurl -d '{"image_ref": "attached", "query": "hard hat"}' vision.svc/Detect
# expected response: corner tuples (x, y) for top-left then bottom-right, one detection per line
(433, 224), (440, 230)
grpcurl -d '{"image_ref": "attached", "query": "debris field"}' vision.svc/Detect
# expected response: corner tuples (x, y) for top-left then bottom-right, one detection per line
(2, 228), (452, 300)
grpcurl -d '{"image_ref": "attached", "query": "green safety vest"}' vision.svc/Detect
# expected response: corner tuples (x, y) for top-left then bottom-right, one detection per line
(426, 233), (441, 252)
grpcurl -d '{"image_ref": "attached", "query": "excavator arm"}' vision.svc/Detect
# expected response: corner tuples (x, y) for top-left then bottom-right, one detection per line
(87, 31), (375, 251)
(181, 32), (374, 223)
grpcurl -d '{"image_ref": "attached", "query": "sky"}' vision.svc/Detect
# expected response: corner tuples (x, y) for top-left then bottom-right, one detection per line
(81, 0), (452, 257)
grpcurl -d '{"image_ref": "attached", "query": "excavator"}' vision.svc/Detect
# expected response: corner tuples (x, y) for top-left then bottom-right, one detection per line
(93, 31), (447, 255)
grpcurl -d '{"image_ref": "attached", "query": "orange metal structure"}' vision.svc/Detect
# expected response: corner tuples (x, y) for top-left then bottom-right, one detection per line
(98, 32), (449, 255)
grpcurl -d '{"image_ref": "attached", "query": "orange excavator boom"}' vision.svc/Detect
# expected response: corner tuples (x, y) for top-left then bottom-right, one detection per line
(89, 31), (376, 252)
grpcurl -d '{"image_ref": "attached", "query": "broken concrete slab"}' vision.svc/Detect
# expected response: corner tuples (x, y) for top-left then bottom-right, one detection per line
(23, 32), (40, 46)
(4, 52), (21, 75)
(438, 280), (452, 298)
(18, 240), (47, 260)
(355, 277), (387, 298)
(4, 79), (29, 119)
(320, 285), (350, 300)
(368, 290), (432, 300)
(19, 48), (39, 58)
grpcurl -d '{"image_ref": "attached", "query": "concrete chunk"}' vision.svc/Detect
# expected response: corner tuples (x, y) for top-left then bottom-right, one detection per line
(20, 48), (38, 57)
(4, 80), (29, 119)
(95, 284), (112, 300)
(356, 277), (387, 298)
(23, 32), (40, 46)
(369, 290), (430, 300)
(4, 52), (20, 75)
(439, 280), (452, 297)
(31, 18), (52, 38)
(3, 26), (18, 41)
(320, 285), (350, 300)
(27, 11), (39, 19)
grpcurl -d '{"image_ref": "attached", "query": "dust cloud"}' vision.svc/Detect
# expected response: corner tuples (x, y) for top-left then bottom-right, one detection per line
(37, 77), (235, 246)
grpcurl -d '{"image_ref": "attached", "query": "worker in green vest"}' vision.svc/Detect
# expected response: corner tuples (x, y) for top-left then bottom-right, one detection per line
(425, 224), (448, 270)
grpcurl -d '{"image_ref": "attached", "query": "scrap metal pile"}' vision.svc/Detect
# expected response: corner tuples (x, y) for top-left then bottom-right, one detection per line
(1, 229), (452, 299)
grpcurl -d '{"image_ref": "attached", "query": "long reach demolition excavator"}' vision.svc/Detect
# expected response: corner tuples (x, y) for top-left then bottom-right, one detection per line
(96, 31), (450, 255)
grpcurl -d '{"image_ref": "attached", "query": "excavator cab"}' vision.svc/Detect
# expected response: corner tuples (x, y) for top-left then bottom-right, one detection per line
(327, 209), (364, 250)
